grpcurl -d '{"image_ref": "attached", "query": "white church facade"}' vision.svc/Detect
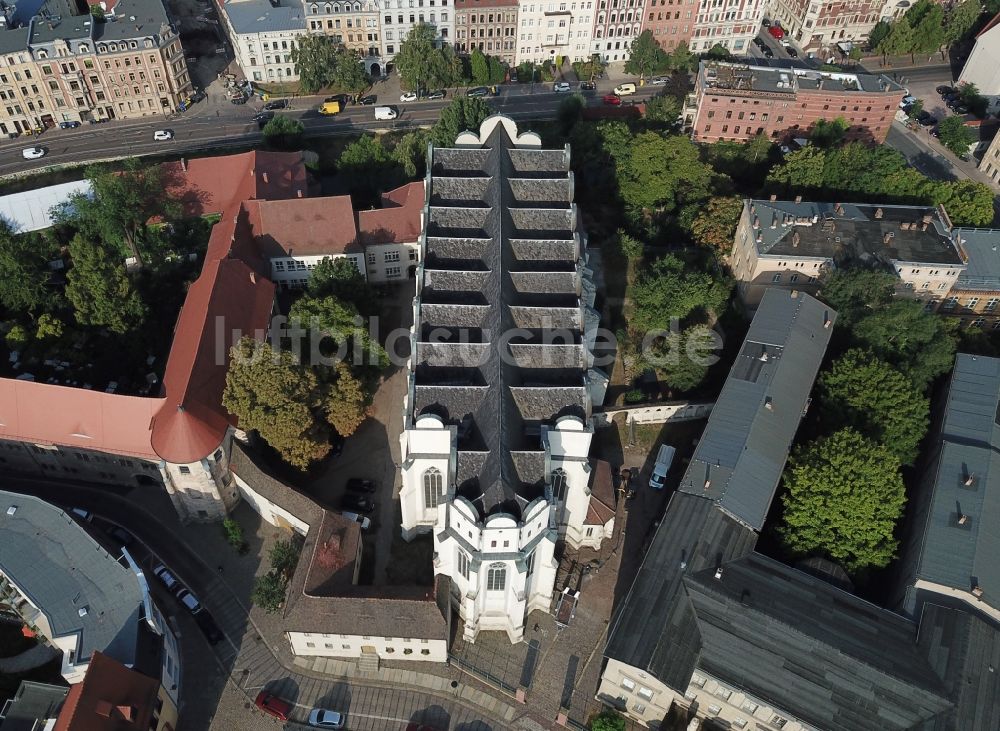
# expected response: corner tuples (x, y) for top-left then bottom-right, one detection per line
(398, 116), (613, 644)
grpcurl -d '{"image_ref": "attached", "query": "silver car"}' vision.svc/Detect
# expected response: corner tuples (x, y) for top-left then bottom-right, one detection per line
(308, 709), (346, 728)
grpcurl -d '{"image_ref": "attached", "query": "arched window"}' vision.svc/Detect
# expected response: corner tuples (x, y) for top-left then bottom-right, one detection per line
(551, 469), (567, 502)
(423, 467), (443, 509)
(487, 562), (506, 591)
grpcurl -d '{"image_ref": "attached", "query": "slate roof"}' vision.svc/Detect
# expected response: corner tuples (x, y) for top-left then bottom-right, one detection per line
(411, 116), (594, 519)
(686, 554), (953, 731)
(92, 0), (171, 43)
(222, 0), (307, 34)
(911, 354), (1000, 607)
(0, 681), (69, 731)
(677, 288), (836, 530)
(745, 199), (963, 267)
(0, 491), (143, 668)
(953, 228), (1000, 292)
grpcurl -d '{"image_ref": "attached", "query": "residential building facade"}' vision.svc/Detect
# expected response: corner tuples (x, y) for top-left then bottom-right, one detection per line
(640, 0), (697, 52)
(937, 227), (1000, 329)
(688, 0), (765, 54)
(217, 0), (308, 83)
(979, 129), (1000, 186)
(687, 61), (905, 143)
(306, 0), (381, 58)
(454, 0), (519, 65)
(958, 12), (1000, 115)
(379, 0), (453, 60)
(398, 116), (612, 645)
(766, 0), (884, 52)
(515, 0), (594, 64)
(729, 199), (966, 310)
(0, 0), (191, 134)
(590, 0), (642, 62)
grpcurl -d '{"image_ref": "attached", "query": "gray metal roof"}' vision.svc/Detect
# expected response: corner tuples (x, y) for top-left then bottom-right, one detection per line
(700, 61), (904, 96)
(954, 228), (1000, 292)
(92, 0), (173, 43)
(28, 0), (92, 44)
(412, 118), (594, 518)
(686, 554), (953, 731)
(221, 0), (307, 35)
(912, 354), (1000, 607)
(0, 491), (143, 668)
(746, 199), (963, 267)
(0, 681), (68, 731)
(677, 288), (836, 530)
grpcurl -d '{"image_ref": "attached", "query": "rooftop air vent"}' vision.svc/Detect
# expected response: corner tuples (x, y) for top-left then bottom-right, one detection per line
(78, 606), (89, 617)
(5, 506), (16, 516)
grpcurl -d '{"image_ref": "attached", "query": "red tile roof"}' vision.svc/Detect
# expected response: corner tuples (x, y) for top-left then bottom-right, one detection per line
(585, 459), (616, 525)
(53, 651), (158, 731)
(248, 196), (360, 258)
(357, 182), (425, 245)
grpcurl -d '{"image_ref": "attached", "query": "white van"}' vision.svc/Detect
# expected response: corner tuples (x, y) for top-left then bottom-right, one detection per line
(374, 106), (398, 120)
(649, 444), (677, 489)
(614, 83), (636, 96)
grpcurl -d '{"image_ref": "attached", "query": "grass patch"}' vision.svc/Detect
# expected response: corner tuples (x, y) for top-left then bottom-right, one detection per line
(385, 533), (435, 586)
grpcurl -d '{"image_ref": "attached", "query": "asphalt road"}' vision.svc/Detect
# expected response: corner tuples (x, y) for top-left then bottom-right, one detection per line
(0, 82), (662, 177)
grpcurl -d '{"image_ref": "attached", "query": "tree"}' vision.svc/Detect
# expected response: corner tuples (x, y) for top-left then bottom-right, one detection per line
(705, 44), (733, 60)
(269, 539), (302, 580)
(334, 47), (369, 93)
(470, 47), (490, 85)
(766, 145), (826, 191)
(487, 56), (506, 84)
(557, 93), (586, 135)
(640, 324), (717, 392)
(643, 94), (681, 124)
(89, 4), (104, 20)
(818, 268), (896, 325)
(0, 221), (52, 312)
(853, 300), (958, 389)
(262, 115), (305, 148)
(869, 20), (891, 50)
(690, 196), (744, 252)
(906, 98), (924, 121)
(616, 229), (643, 259)
(848, 45), (863, 64)
(615, 133), (716, 212)
(337, 134), (396, 197)
(631, 255), (730, 332)
(307, 256), (372, 309)
(431, 96), (491, 147)
(810, 117), (849, 147)
(879, 17), (914, 57)
(909, 1), (946, 54)
(780, 429), (906, 573)
(819, 349), (930, 465)
(5, 324), (28, 352)
(58, 158), (175, 265)
(936, 179), (994, 227)
(35, 314), (64, 340)
(669, 41), (695, 72)
(625, 30), (667, 78)
(222, 518), (245, 549)
(395, 24), (458, 93)
(958, 82), (988, 118)
(290, 34), (339, 93)
(289, 293), (388, 368)
(322, 362), (370, 436)
(252, 572), (287, 613)
(66, 234), (146, 334)
(222, 338), (332, 469)
(936, 115), (976, 157)
(589, 711), (625, 731)
(946, 0), (984, 45)
(392, 129), (429, 178)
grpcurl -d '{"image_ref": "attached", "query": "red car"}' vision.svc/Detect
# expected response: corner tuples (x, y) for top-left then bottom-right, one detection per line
(603, 93), (622, 106)
(768, 24), (784, 40)
(254, 691), (292, 721)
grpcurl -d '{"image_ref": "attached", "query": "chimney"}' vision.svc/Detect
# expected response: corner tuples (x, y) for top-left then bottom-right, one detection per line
(771, 213), (778, 229)
(835, 203), (844, 215)
(824, 311), (832, 329)
(753, 215), (760, 229)
(262, 171), (269, 184)
(180, 157), (187, 172)
(703, 479), (711, 491)
(249, 272), (256, 285)
(965, 473), (976, 487)
(875, 207), (883, 219)
(883, 233), (893, 245)
(325, 534), (341, 552)
(297, 189), (304, 198)
(794, 195), (802, 203)
(117, 706), (136, 721)
(973, 585), (985, 599)
(95, 701), (114, 718)
(764, 396), (773, 411)
(769, 193), (777, 201)
(756, 232), (763, 244)
(792, 231), (800, 248)
(714, 567), (724, 580)
(923, 213), (933, 224)
(958, 513), (969, 525)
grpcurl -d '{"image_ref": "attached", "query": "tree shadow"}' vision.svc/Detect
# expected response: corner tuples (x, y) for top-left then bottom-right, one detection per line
(263, 676), (299, 706)
(407, 703), (452, 729)
(314, 681), (352, 717)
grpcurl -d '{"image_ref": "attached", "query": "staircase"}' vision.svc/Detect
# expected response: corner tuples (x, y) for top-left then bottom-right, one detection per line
(357, 649), (380, 674)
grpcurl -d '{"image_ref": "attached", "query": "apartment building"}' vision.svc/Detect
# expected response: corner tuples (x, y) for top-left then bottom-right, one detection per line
(766, 0), (884, 52)
(590, 0), (642, 62)
(305, 0), (381, 59)
(729, 199), (966, 310)
(958, 12), (1000, 115)
(218, 0), (308, 83)
(688, 0), (765, 53)
(640, 0), (696, 52)
(454, 0), (518, 65)
(687, 61), (905, 143)
(938, 227), (1000, 328)
(379, 0), (453, 60)
(515, 0), (594, 64)
(0, 0), (191, 134)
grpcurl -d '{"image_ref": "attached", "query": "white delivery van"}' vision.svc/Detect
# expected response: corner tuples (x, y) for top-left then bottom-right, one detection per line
(649, 444), (677, 489)
(614, 83), (636, 96)
(374, 105), (398, 120)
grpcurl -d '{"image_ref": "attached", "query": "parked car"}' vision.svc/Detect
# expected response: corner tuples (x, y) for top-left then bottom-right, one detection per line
(153, 129), (174, 141)
(21, 146), (45, 159)
(762, 47), (774, 58)
(175, 588), (203, 616)
(255, 691), (292, 721)
(374, 105), (398, 120)
(153, 564), (181, 593)
(613, 82), (636, 95)
(580, 81), (596, 91)
(70, 507), (92, 521)
(917, 111), (937, 126)
(602, 93), (622, 105)
(358, 94), (378, 105)
(252, 111), (274, 123)
(346, 478), (376, 494)
(952, 104), (969, 115)
(467, 86), (491, 97)
(263, 98), (288, 110)
(786, 47), (798, 58)
(190, 90), (206, 104)
(400, 91), (418, 102)
(230, 95), (248, 105)
(308, 709), (346, 728)
(340, 494), (375, 513)
(195, 611), (224, 645)
(553, 81), (571, 92)
(937, 85), (956, 96)
(899, 95), (917, 109)
(106, 526), (132, 547)
(325, 94), (350, 106)
(58, 121), (81, 129)
(649, 76), (667, 85)
(649, 444), (677, 490)
(426, 89), (446, 100)
(768, 23), (784, 39)
(340, 511), (372, 530)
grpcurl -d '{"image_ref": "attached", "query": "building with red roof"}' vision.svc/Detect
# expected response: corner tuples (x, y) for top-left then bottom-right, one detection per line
(0, 150), (425, 522)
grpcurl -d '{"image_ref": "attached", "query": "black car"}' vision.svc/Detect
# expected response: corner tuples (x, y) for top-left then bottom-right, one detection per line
(762, 47), (774, 58)
(786, 47), (798, 58)
(346, 478), (376, 494)
(107, 526), (133, 548)
(358, 95), (377, 105)
(937, 85), (956, 96)
(580, 81), (596, 91)
(466, 86), (491, 97)
(325, 94), (350, 106)
(917, 111), (937, 126)
(263, 99), (288, 110)
(952, 104), (969, 115)
(426, 89), (446, 100)
(58, 121), (81, 129)
(340, 494), (375, 513)
(762, 17), (771, 27)
(195, 611), (224, 645)
(231, 95), (248, 105)
(190, 90), (206, 104)
(252, 111), (274, 123)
